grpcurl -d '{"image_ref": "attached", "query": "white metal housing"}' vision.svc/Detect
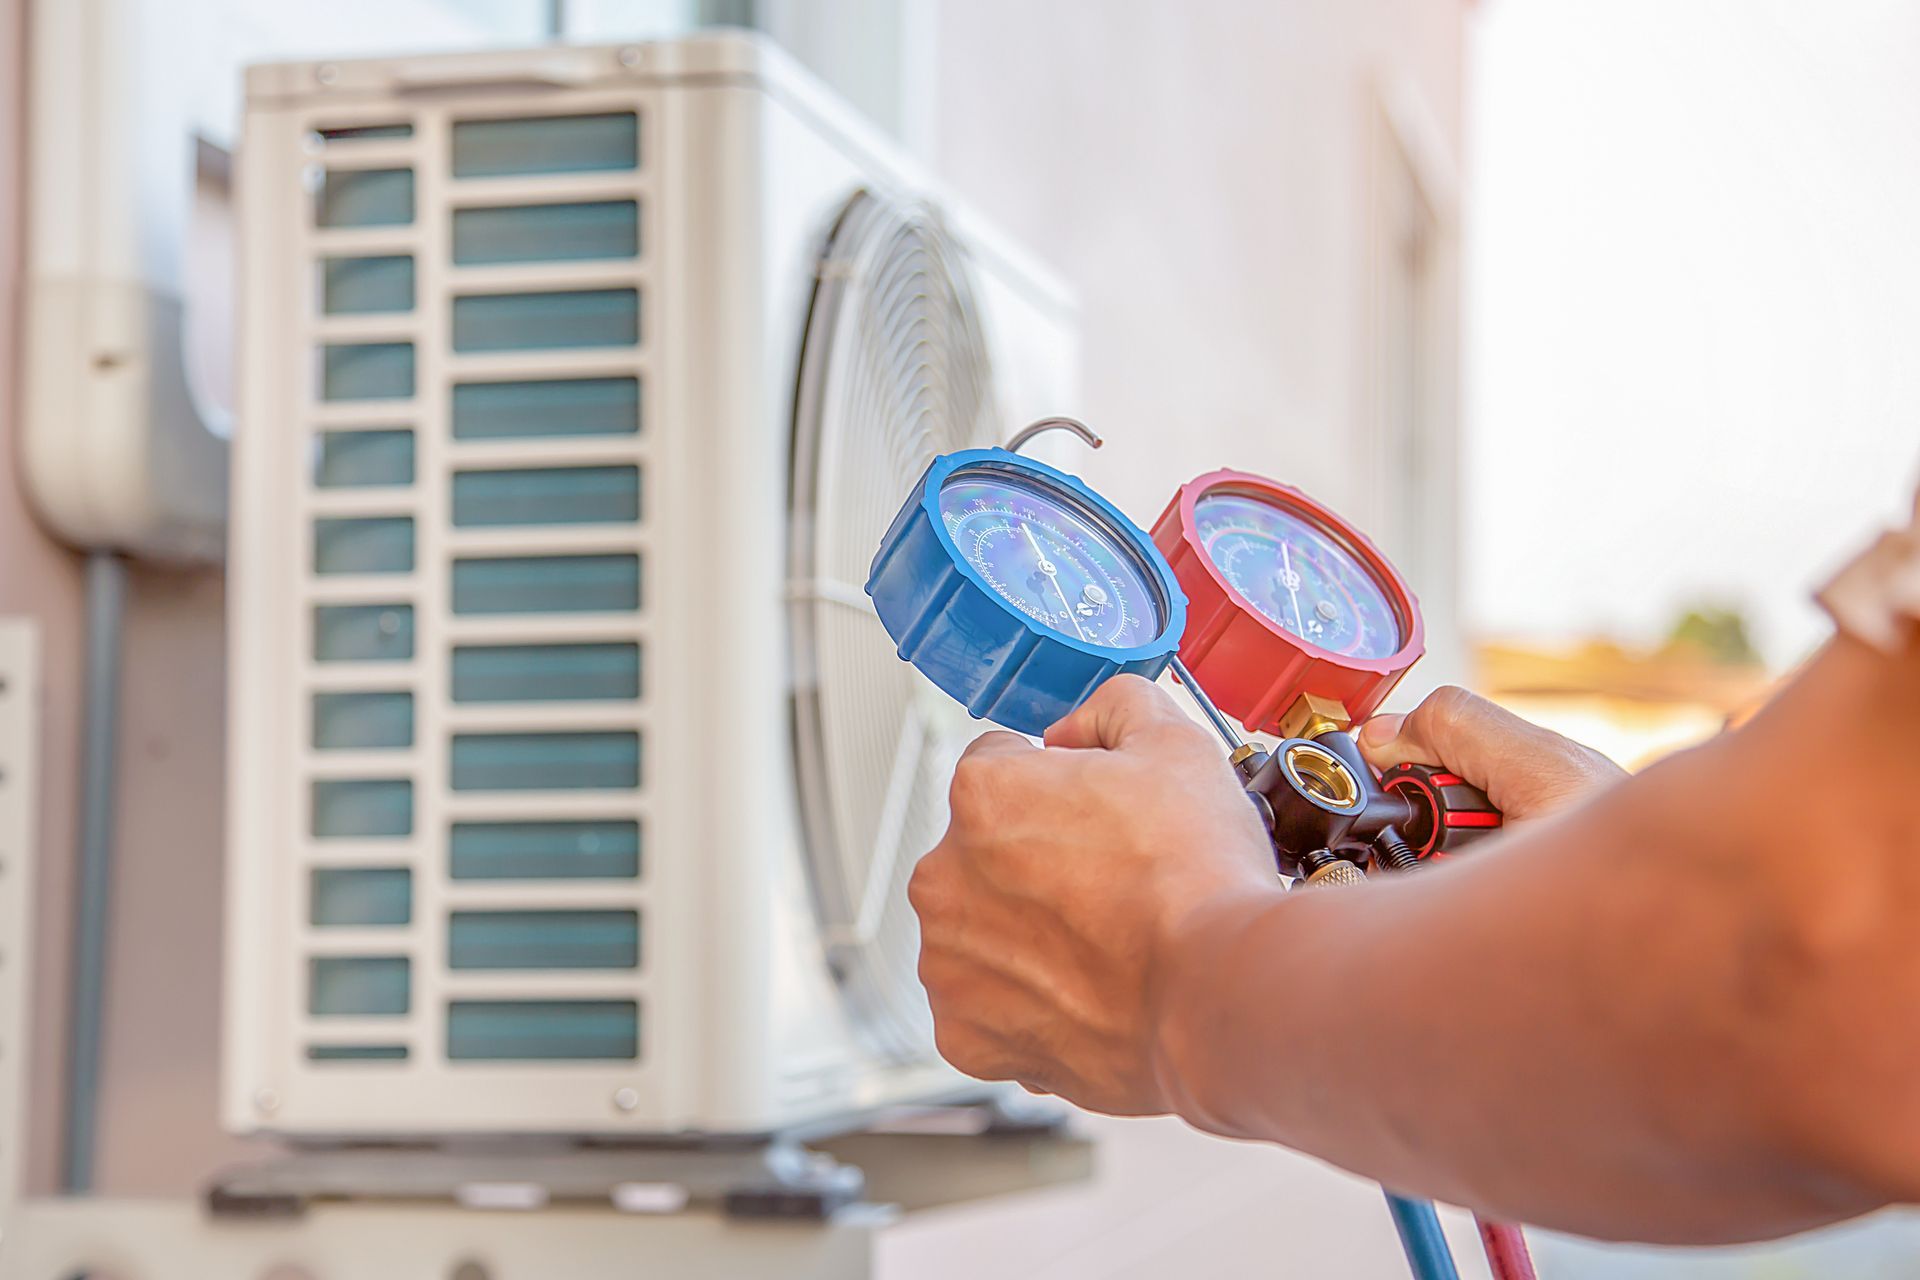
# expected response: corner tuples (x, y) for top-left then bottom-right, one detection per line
(20, 0), (227, 558)
(16, 0), (568, 560)
(225, 33), (1077, 1137)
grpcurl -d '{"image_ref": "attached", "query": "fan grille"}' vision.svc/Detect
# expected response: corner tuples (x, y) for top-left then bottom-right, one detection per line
(789, 191), (998, 1058)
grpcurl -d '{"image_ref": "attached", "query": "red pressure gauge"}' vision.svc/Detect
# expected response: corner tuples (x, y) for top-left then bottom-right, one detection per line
(1150, 470), (1425, 738)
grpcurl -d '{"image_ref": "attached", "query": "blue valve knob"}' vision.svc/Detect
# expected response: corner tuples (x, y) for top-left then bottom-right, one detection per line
(865, 449), (1187, 736)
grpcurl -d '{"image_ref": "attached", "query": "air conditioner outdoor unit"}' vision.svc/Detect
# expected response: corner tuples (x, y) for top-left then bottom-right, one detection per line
(224, 32), (1077, 1139)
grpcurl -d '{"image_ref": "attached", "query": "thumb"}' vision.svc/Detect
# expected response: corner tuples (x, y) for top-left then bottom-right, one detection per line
(1357, 686), (1539, 788)
(1357, 712), (1407, 751)
(1043, 673), (1181, 750)
(1357, 685), (1625, 820)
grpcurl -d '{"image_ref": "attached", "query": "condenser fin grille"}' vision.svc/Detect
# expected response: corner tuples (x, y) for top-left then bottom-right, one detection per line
(450, 112), (637, 178)
(267, 94), (653, 1097)
(451, 465), (640, 527)
(451, 554), (640, 614)
(448, 909), (640, 970)
(451, 643), (640, 703)
(452, 201), (639, 265)
(451, 377), (640, 440)
(317, 429), (415, 487)
(451, 288), (639, 352)
(317, 168), (414, 226)
(447, 1000), (639, 1061)
(322, 342), (416, 400)
(449, 820), (640, 881)
(310, 867), (413, 927)
(323, 255), (415, 314)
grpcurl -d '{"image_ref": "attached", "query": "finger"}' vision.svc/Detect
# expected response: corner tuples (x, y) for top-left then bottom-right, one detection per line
(1042, 673), (1182, 750)
(929, 1020), (1019, 1083)
(959, 729), (1038, 762)
(1357, 712), (1406, 750)
(1357, 686), (1542, 788)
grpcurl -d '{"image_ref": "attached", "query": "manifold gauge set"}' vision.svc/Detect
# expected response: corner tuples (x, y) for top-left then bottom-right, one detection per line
(865, 419), (1529, 1280)
(865, 419), (1503, 883)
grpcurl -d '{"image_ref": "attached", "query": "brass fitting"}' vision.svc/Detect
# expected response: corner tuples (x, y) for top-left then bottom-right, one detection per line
(1278, 692), (1351, 742)
(1281, 741), (1363, 811)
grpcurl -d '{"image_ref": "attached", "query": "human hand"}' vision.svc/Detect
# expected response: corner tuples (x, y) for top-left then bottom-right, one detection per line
(1359, 685), (1625, 822)
(909, 675), (1282, 1114)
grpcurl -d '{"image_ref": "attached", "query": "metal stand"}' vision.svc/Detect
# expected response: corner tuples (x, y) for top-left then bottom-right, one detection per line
(3, 1199), (885, 1280)
(207, 1139), (870, 1222)
(201, 1103), (1087, 1223)
(5, 1105), (1093, 1280)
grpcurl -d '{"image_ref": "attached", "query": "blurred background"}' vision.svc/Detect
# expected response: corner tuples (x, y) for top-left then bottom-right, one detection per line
(0, 1), (1916, 1277)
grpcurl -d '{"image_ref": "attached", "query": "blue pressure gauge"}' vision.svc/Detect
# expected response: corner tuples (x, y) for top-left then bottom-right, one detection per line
(866, 448), (1186, 735)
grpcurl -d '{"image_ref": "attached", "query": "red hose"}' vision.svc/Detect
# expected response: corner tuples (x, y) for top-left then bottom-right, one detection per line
(1476, 1217), (1538, 1280)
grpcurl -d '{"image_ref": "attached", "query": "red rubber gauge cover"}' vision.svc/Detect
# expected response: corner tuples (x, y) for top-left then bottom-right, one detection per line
(1150, 469), (1425, 735)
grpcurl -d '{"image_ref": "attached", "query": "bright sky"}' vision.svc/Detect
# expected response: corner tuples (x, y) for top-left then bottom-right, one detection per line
(1465, 0), (1920, 668)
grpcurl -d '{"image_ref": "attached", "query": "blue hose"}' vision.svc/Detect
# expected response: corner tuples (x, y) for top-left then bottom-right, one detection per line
(1385, 1191), (1461, 1280)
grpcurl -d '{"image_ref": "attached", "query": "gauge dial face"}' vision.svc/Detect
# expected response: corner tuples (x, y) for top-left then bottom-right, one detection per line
(1193, 491), (1403, 659)
(939, 470), (1164, 649)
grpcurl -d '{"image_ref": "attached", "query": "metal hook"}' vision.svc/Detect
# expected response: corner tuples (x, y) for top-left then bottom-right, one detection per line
(1006, 417), (1104, 455)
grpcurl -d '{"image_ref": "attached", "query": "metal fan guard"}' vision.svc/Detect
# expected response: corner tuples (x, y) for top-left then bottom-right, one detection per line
(788, 189), (998, 1060)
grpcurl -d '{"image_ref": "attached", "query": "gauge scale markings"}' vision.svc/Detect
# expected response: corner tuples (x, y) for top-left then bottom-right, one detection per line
(938, 474), (1161, 651)
(1193, 492), (1402, 660)
(867, 447), (1187, 736)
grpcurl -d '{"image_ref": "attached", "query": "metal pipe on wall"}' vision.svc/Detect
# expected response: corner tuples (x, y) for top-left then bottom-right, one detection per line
(59, 549), (126, 1193)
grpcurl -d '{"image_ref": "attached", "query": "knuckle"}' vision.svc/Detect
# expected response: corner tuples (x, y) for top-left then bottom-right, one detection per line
(1167, 714), (1220, 753)
(1131, 707), (1216, 761)
(908, 850), (971, 921)
(950, 733), (1037, 812)
(1574, 743), (1628, 783)
(948, 754), (998, 810)
(1122, 673), (1179, 716)
(1096, 673), (1167, 717)
(964, 729), (1027, 757)
(915, 946), (949, 995)
(1422, 684), (1477, 723)
(906, 858), (941, 916)
(930, 1020), (994, 1078)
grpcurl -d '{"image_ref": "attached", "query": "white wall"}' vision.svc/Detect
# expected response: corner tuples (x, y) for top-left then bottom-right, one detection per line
(881, 5), (1483, 1276)
(919, 0), (1473, 688)
(1467, 0), (1920, 667)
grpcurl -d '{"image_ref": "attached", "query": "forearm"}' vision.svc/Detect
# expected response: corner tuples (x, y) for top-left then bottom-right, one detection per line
(1155, 639), (1920, 1242)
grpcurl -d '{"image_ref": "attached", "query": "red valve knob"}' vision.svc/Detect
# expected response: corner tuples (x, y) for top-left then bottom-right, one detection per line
(1150, 470), (1425, 737)
(1379, 762), (1504, 859)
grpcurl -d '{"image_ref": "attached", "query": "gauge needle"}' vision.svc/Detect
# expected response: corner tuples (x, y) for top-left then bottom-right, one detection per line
(1022, 521), (1090, 642)
(1280, 543), (1307, 637)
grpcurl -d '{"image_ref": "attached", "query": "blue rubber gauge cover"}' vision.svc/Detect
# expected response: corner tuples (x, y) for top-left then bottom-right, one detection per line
(866, 449), (1187, 735)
